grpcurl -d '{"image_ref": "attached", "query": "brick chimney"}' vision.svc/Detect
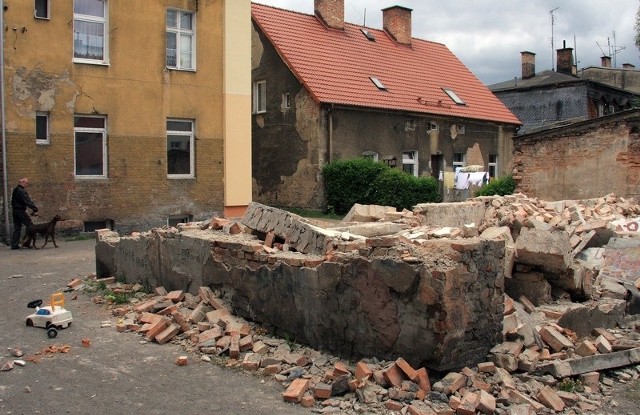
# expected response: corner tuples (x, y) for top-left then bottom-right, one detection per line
(314, 0), (344, 30)
(556, 42), (575, 75)
(601, 56), (612, 68)
(521, 51), (536, 79)
(382, 6), (412, 45)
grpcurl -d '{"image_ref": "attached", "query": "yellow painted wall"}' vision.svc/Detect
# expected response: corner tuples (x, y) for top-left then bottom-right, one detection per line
(2, 0), (251, 231)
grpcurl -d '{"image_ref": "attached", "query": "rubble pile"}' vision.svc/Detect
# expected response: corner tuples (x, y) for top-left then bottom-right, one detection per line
(93, 193), (640, 414)
(82, 276), (640, 415)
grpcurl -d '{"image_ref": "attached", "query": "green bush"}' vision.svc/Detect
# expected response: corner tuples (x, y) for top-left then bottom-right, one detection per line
(367, 168), (440, 211)
(322, 157), (388, 214)
(474, 174), (516, 197)
(322, 157), (440, 214)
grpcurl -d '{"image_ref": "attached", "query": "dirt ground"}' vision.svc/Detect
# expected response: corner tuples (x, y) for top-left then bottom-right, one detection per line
(0, 239), (307, 415)
(2, 238), (640, 415)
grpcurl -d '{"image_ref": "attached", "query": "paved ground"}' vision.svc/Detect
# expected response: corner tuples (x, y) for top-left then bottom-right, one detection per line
(0, 239), (307, 415)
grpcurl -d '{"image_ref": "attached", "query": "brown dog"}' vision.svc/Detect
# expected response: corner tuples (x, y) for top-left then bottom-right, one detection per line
(22, 214), (63, 249)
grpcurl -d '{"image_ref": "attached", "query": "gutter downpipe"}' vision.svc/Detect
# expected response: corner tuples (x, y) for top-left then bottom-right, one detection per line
(0, 0), (10, 243)
(328, 104), (333, 163)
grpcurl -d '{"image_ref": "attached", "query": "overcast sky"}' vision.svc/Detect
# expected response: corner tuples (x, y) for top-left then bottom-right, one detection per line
(252, 0), (640, 85)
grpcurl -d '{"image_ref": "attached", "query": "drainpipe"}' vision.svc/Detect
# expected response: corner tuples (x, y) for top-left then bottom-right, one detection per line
(0, 0), (9, 243)
(328, 105), (333, 163)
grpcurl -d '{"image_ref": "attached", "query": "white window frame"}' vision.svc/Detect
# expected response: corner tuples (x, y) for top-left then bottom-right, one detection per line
(281, 92), (291, 110)
(253, 80), (266, 114)
(453, 152), (466, 170)
(488, 154), (498, 178)
(36, 112), (50, 144)
(167, 119), (195, 179)
(402, 150), (418, 177)
(74, 115), (107, 179)
(35, 0), (50, 19)
(362, 151), (379, 162)
(443, 88), (465, 105)
(73, 0), (109, 64)
(166, 9), (196, 71)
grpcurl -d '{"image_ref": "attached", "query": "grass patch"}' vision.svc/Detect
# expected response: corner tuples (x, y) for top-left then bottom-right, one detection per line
(558, 378), (581, 392)
(283, 207), (343, 221)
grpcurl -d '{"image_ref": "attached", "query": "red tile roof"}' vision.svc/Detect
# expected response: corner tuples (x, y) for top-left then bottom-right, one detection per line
(252, 3), (520, 126)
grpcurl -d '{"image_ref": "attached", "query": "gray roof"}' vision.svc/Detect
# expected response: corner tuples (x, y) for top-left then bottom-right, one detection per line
(488, 70), (583, 92)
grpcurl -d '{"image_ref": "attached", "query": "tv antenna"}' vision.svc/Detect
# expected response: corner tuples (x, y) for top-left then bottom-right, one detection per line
(550, 7), (559, 71)
(597, 30), (626, 67)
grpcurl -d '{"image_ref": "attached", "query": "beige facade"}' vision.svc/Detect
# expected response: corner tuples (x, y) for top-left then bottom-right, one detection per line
(1, 0), (251, 237)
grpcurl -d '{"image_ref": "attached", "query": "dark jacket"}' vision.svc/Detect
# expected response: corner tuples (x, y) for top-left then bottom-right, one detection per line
(11, 185), (38, 212)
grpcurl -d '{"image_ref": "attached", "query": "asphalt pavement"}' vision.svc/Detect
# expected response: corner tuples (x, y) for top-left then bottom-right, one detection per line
(0, 239), (308, 415)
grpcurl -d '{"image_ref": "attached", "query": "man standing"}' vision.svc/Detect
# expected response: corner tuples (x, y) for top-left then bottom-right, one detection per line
(11, 177), (38, 250)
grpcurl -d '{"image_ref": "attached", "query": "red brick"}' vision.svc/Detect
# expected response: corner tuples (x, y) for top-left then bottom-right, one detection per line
(263, 364), (281, 375)
(144, 318), (170, 341)
(355, 361), (373, 380)
(416, 367), (431, 392)
(155, 323), (180, 345)
(242, 353), (262, 371)
(456, 391), (479, 415)
(198, 326), (224, 345)
(229, 332), (241, 359)
(300, 394), (315, 408)
(386, 400), (404, 411)
(395, 357), (419, 381)
(283, 378), (310, 403)
(157, 303), (179, 316)
(537, 386), (565, 412)
(134, 299), (158, 313)
(239, 334), (254, 352)
(383, 363), (405, 387)
(333, 361), (351, 377)
(477, 390), (496, 415)
(313, 383), (333, 399)
(166, 290), (185, 303)
(139, 312), (163, 324)
(171, 311), (191, 333)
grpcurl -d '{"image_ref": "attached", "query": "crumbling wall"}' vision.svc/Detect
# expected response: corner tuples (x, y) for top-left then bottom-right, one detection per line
(96, 219), (505, 372)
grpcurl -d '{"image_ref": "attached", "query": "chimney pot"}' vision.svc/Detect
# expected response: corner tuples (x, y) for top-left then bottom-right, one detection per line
(623, 63), (636, 70)
(521, 51), (536, 79)
(382, 6), (412, 45)
(601, 56), (612, 68)
(314, 0), (344, 30)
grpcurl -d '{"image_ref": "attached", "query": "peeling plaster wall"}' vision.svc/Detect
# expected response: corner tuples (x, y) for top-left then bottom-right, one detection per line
(2, 0), (232, 235)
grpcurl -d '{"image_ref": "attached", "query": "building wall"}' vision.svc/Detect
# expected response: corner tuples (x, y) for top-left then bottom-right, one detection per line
(2, 0), (250, 235)
(512, 110), (640, 201)
(251, 21), (517, 210)
(580, 67), (640, 95)
(495, 84), (589, 134)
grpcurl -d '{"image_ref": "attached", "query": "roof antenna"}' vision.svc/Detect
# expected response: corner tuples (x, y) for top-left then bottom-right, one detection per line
(363, 8), (366, 27)
(550, 7), (559, 71)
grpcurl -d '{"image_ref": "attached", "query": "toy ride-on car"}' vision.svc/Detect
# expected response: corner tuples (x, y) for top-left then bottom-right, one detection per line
(25, 293), (73, 338)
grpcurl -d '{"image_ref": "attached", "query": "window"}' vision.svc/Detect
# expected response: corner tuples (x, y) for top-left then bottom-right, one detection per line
(281, 92), (290, 110)
(453, 152), (465, 169)
(74, 115), (107, 178)
(362, 151), (379, 162)
(73, 0), (108, 63)
(167, 119), (194, 178)
(36, 112), (49, 144)
(402, 151), (418, 177)
(488, 154), (498, 178)
(84, 219), (114, 232)
(168, 215), (193, 227)
(443, 88), (465, 105)
(427, 122), (438, 132)
(35, 0), (50, 19)
(166, 9), (195, 70)
(253, 81), (266, 114)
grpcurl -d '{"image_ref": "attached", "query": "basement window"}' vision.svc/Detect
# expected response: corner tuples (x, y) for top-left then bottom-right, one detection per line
(361, 29), (376, 41)
(370, 77), (387, 91)
(84, 219), (114, 232)
(443, 88), (465, 105)
(168, 214), (192, 227)
(35, 0), (50, 19)
(362, 151), (379, 162)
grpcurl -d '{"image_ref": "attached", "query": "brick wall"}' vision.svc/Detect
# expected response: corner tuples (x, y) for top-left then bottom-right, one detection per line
(513, 110), (640, 201)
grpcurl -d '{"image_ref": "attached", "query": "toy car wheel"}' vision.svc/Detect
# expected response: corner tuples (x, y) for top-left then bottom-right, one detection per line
(47, 327), (58, 338)
(26, 319), (34, 327)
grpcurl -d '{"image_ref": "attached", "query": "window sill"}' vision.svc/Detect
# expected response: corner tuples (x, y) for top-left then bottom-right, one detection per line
(73, 59), (110, 67)
(165, 67), (197, 73)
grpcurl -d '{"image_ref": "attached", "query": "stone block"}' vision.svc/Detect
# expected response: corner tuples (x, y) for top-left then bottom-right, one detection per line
(515, 228), (571, 273)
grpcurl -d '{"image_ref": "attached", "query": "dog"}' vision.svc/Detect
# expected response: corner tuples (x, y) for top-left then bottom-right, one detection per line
(22, 214), (63, 249)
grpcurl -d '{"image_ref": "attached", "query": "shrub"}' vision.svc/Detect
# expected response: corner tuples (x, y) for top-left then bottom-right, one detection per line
(322, 157), (388, 214)
(323, 157), (441, 214)
(474, 174), (516, 197)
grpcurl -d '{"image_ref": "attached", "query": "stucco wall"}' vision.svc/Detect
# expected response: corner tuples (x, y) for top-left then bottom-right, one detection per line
(513, 110), (640, 201)
(3, 0), (248, 234)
